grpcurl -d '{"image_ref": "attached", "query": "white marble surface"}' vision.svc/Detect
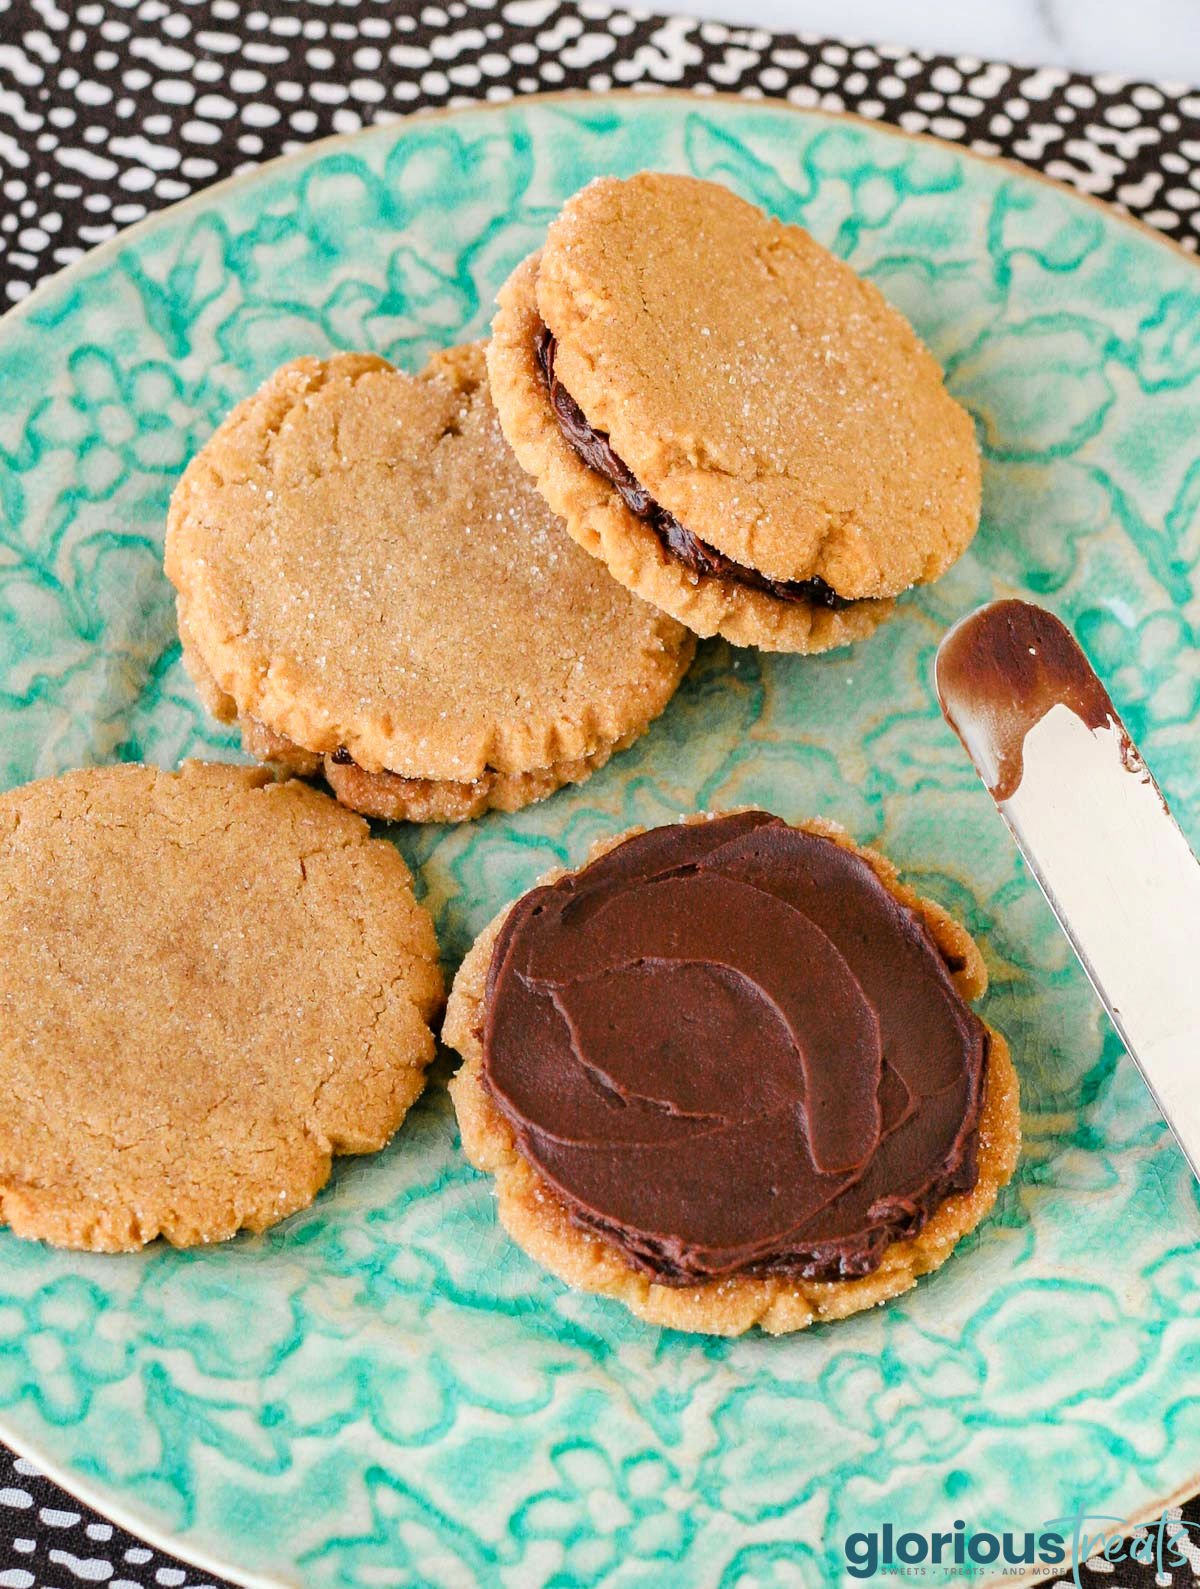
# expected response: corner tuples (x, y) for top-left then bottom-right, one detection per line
(674, 0), (1200, 85)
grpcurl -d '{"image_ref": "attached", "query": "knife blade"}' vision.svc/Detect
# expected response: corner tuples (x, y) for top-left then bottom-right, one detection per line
(935, 598), (1200, 1180)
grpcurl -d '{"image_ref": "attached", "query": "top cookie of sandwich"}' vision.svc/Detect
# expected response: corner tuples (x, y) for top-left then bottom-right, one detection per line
(166, 343), (691, 784)
(493, 173), (979, 645)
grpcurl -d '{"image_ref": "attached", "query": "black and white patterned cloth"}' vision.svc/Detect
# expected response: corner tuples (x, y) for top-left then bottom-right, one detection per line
(1, 2), (1199, 1584)
(1, 0), (1199, 308)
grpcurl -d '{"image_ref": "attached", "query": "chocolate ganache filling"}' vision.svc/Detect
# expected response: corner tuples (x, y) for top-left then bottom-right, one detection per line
(534, 326), (852, 612)
(481, 811), (988, 1284)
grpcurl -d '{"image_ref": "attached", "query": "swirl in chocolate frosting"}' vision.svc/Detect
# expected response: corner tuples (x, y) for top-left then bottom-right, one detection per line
(481, 811), (988, 1285)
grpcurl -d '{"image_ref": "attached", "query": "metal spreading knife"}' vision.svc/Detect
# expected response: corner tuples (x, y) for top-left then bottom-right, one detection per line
(935, 598), (1200, 1180)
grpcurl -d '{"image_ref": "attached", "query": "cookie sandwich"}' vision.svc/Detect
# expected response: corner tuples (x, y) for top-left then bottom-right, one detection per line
(0, 763), (442, 1250)
(446, 810), (1019, 1335)
(488, 173), (981, 653)
(167, 343), (694, 824)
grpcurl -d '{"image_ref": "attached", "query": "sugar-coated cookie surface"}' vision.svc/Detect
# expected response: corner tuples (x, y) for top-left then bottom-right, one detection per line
(166, 342), (693, 799)
(488, 174), (981, 651)
(0, 762), (443, 1251)
(445, 815), (1020, 1336)
(490, 255), (892, 653)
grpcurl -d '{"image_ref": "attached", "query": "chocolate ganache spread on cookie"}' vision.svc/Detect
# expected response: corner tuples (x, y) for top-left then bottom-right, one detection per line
(480, 810), (988, 1284)
(534, 327), (851, 612)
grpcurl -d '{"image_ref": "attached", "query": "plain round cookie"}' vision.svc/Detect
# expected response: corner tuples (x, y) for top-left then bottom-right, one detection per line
(166, 342), (694, 799)
(0, 762), (444, 1251)
(445, 816), (1020, 1336)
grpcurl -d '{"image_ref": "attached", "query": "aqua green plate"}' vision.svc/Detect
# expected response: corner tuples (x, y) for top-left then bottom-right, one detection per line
(2, 93), (1199, 1588)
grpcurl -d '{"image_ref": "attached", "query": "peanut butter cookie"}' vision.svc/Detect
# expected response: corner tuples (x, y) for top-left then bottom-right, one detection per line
(0, 762), (443, 1251)
(488, 174), (980, 652)
(167, 342), (694, 820)
(446, 810), (1019, 1335)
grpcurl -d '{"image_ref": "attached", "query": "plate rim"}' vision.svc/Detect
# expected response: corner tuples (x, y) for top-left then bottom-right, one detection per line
(1, 86), (1196, 345)
(2, 85), (1198, 1589)
(0, 1419), (283, 1589)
